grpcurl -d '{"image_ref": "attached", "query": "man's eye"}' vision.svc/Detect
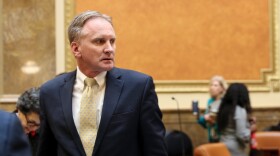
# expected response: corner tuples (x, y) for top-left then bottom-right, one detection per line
(94, 39), (105, 44)
(110, 39), (115, 44)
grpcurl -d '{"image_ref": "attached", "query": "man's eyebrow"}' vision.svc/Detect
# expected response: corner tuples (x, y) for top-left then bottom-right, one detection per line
(92, 37), (103, 40)
(91, 37), (116, 42)
(93, 34), (116, 38)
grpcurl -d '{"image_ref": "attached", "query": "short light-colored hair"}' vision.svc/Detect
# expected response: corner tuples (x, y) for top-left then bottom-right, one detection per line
(210, 75), (228, 92)
(68, 10), (113, 44)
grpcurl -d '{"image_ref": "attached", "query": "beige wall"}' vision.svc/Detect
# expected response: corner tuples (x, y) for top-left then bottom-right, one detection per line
(1, 85), (279, 110)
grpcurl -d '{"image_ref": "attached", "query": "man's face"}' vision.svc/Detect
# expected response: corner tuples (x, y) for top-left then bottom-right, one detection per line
(71, 18), (116, 75)
(18, 110), (40, 134)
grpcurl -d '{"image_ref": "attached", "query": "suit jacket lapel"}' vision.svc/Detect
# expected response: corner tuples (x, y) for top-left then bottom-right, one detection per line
(92, 68), (123, 155)
(60, 71), (85, 156)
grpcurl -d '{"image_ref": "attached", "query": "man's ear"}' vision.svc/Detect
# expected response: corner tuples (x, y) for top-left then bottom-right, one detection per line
(70, 42), (81, 58)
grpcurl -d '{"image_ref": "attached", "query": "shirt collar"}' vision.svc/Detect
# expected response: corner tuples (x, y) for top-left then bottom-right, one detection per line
(95, 71), (107, 88)
(76, 67), (107, 88)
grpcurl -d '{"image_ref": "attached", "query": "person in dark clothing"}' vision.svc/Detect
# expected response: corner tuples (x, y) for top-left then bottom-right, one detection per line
(14, 87), (40, 156)
(266, 121), (280, 131)
(165, 130), (193, 156)
(0, 110), (31, 156)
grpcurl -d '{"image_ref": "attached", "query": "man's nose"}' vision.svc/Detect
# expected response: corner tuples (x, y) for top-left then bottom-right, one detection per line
(104, 41), (114, 54)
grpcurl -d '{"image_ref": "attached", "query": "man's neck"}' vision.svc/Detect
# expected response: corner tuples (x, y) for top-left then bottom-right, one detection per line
(81, 69), (101, 78)
(77, 65), (101, 78)
(86, 71), (101, 78)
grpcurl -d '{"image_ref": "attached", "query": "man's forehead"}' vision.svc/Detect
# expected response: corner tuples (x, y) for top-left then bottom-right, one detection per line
(81, 18), (115, 37)
(84, 18), (114, 30)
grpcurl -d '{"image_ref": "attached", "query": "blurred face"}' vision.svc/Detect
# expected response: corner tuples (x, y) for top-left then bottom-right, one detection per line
(209, 80), (224, 99)
(18, 110), (40, 134)
(71, 18), (116, 77)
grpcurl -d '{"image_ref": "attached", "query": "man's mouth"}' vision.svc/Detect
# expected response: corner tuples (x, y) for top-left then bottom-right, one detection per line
(101, 58), (113, 61)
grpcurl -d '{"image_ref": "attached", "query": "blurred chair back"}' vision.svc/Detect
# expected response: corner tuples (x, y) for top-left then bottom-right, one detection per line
(165, 130), (193, 156)
(255, 132), (280, 156)
(194, 143), (231, 156)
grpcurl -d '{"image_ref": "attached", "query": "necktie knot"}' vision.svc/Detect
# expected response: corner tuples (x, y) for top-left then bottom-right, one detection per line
(85, 78), (96, 87)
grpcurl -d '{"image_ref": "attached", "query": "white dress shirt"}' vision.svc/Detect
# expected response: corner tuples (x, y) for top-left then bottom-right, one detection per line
(72, 67), (107, 133)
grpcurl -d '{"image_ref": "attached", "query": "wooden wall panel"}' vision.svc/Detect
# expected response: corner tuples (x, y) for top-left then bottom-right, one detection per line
(1, 102), (279, 148)
(74, 0), (270, 81)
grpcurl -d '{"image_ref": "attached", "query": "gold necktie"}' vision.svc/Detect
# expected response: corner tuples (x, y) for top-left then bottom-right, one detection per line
(79, 78), (98, 156)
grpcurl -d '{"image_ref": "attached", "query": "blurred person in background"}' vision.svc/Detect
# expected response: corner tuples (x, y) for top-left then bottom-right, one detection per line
(265, 121), (280, 131)
(197, 75), (227, 142)
(217, 83), (252, 156)
(15, 87), (40, 156)
(0, 110), (31, 156)
(165, 130), (193, 156)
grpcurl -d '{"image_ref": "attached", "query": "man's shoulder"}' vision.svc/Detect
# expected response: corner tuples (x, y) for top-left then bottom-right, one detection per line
(112, 67), (151, 80)
(0, 110), (18, 128)
(0, 110), (11, 119)
(41, 71), (76, 90)
(0, 111), (14, 147)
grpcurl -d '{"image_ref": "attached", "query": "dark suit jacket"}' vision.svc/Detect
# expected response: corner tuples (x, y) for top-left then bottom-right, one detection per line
(0, 110), (31, 156)
(37, 67), (168, 156)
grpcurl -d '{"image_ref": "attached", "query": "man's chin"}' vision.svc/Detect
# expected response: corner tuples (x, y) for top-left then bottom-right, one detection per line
(102, 65), (114, 71)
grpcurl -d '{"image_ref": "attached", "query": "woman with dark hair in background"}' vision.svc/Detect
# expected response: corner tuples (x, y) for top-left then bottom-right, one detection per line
(217, 83), (252, 156)
(15, 87), (40, 156)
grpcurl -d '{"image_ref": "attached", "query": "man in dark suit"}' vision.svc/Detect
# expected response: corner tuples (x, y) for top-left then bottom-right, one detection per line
(0, 110), (31, 156)
(37, 10), (167, 156)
